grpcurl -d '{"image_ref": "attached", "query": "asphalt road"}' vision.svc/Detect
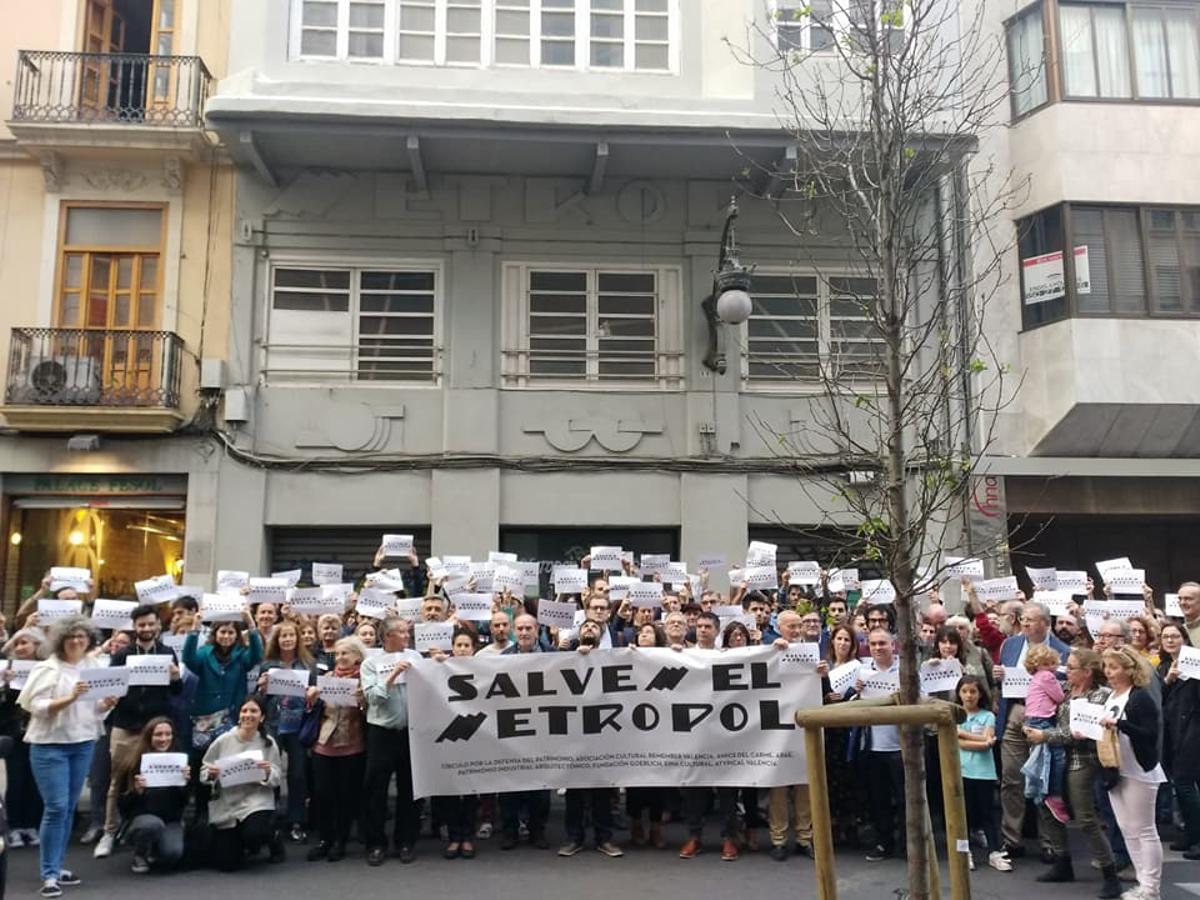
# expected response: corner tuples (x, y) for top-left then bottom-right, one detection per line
(6, 815), (1199, 900)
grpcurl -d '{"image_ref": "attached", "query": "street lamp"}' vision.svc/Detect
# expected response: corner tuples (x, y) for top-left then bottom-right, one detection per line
(702, 198), (753, 374)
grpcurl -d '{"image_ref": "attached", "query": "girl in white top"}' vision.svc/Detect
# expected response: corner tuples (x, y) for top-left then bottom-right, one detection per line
(17, 616), (116, 898)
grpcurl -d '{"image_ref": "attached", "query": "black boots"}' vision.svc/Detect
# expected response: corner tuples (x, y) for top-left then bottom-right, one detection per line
(1035, 855), (1075, 883)
(1097, 863), (1122, 899)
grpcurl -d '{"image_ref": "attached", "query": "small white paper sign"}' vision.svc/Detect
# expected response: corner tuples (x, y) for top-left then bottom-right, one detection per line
(91, 599), (136, 631)
(662, 562), (689, 585)
(639, 554), (669, 575)
(1026, 567), (1058, 591)
(287, 586), (345, 616)
(589, 546), (624, 571)
(779, 642), (821, 666)
(628, 582), (664, 608)
(1084, 598), (1144, 629)
(38, 598), (84, 621)
(469, 562), (496, 593)
(451, 593), (493, 622)
(1176, 645), (1200, 681)
(371, 648), (418, 678)
(443, 556), (471, 577)
(491, 565), (524, 595)
(365, 569), (405, 592)
(125, 654), (173, 687)
(247, 577), (287, 605)
(381, 534), (414, 558)
(744, 566), (779, 591)
(829, 660), (860, 695)
(1033, 590), (1072, 617)
(829, 568), (859, 591)
(746, 541), (778, 567)
(1001, 667), (1032, 699)
(414, 622), (454, 653)
(78, 666), (130, 700)
(728, 568), (744, 587)
(944, 557), (985, 581)
(553, 568), (588, 594)
(537, 598), (578, 630)
(316, 674), (359, 707)
(1105, 569), (1145, 596)
(1096, 557), (1133, 581)
(920, 658), (964, 695)
(697, 555), (727, 571)
(216, 570), (249, 591)
(519, 561), (541, 589)
(3, 659), (36, 690)
(860, 665), (900, 698)
(1165, 593), (1183, 618)
(607, 575), (638, 601)
(271, 569), (302, 588)
(140, 752), (188, 787)
(395, 597), (423, 621)
(311, 563), (343, 586)
(1056, 570), (1088, 596)
(488, 551), (518, 565)
(1068, 698), (1106, 740)
(135, 574), (178, 604)
(786, 561), (822, 586)
(977, 576), (1021, 603)
(200, 592), (246, 622)
(266, 668), (309, 698)
(860, 579), (896, 605)
(217, 749), (265, 787)
(355, 589), (396, 620)
(49, 566), (92, 592)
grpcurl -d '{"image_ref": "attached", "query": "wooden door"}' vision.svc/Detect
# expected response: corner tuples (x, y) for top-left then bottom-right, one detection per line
(80, 0), (125, 119)
(146, 0), (180, 118)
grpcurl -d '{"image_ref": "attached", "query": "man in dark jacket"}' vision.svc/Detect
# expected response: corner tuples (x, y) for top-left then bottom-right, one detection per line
(499, 615), (550, 851)
(95, 604), (182, 858)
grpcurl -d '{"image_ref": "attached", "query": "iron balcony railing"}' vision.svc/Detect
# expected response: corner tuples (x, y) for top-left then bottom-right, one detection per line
(11, 50), (211, 127)
(5, 328), (184, 408)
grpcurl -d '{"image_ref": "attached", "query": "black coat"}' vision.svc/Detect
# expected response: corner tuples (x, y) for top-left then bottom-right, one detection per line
(1110, 685), (1161, 774)
(1159, 658), (1200, 779)
(109, 641), (182, 732)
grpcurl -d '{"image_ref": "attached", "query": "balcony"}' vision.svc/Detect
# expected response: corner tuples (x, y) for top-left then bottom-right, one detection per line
(7, 51), (212, 155)
(3, 328), (186, 433)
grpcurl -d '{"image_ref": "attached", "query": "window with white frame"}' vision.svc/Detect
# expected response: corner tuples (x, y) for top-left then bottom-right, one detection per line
(292, 0), (675, 71)
(297, 0), (390, 59)
(500, 263), (682, 387)
(772, 0), (904, 56)
(266, 264), (439, 383)
(774, 0), (835, 53)
(743, 272), (884, 383)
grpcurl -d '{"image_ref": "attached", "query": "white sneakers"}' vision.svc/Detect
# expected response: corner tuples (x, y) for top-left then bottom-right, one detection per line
(988, 850), (1014, 872)
(92, 832), (115, 858)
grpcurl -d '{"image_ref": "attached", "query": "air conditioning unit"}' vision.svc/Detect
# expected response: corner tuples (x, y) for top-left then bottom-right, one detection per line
(10, 355), (103, 404)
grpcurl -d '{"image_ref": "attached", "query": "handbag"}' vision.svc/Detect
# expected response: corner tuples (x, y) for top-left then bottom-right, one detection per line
(298, 699), (324, 749)
(1096, 703), (1123, 789)
(191, 709), (233, 752)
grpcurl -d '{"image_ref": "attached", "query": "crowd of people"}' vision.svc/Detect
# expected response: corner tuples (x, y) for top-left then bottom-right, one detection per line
(2, 547), (1198, 900)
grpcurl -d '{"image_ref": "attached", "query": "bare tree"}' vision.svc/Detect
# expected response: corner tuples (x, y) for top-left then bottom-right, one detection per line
(730, 1), (1025, 897)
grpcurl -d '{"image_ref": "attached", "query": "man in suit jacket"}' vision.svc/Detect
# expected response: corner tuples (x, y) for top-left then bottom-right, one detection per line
(995, 601), (1071, 858)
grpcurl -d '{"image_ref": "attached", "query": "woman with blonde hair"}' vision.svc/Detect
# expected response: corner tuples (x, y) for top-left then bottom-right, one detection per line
(259, 620), (315, 843)
(1127, 616), (1159, 666)
(305, 636), (367, 862)
(1099, 646), (1165, 900)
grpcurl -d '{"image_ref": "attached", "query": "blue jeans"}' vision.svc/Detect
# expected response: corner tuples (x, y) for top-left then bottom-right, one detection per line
(1025, 716), (1064, 797)
(30, 741), (96, 881)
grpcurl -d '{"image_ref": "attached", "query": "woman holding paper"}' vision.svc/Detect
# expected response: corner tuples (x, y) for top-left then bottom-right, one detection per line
(824, 625), (865, 847)
(114, 717), (189, 873)
(1023, 647), (1119, 893)
(1157, 625), (1200, 860)
(1098, 647), (1165, 900)
(17, 617), (117, 898)
(259, 622), (314, 844)
(434, 627), (480, 860)
(1, 627), (45, 850)
(304, 636), (366, 862)
(200, 696), (284, 870)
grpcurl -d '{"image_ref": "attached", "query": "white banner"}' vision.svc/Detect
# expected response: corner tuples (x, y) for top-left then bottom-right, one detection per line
(406, 646), (822, 798)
